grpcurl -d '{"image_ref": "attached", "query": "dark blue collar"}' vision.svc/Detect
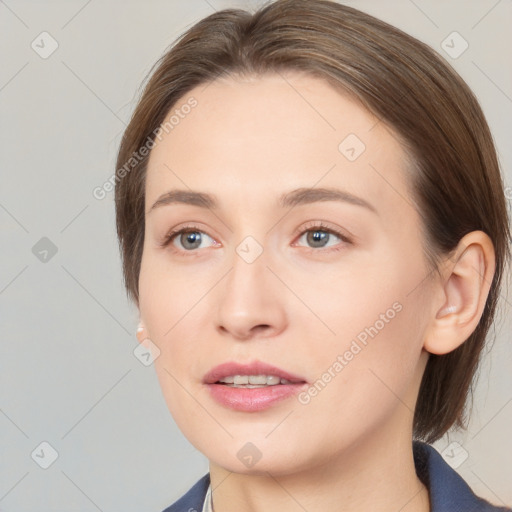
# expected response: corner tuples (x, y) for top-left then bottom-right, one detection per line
(162, 441), (510, 511)
(412, 441), (509, 511)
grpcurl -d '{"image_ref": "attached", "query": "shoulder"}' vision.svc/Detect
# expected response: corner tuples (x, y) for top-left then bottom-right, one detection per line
(161, 473), (210, 512)
(413, 441), (511, 512)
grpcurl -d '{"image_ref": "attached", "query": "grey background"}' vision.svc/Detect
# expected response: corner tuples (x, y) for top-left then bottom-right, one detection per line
(1, 0), (511, 510)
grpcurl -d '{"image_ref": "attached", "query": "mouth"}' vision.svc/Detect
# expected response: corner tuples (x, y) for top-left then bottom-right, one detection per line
(215, 374), (299, 388)
(203, 360), (308, 412)
(203, 360), (307, 386)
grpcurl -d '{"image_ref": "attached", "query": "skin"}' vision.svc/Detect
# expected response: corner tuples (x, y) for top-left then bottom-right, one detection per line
(136, 71), (495, 512)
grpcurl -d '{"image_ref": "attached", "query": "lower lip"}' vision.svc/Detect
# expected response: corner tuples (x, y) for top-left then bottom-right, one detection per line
(206, 383), (307, 412)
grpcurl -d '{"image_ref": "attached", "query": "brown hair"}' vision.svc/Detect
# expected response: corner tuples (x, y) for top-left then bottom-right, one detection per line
(115, 0), (511, 443)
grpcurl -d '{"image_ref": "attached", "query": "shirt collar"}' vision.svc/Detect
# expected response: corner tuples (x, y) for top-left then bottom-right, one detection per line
(202, 482), (213, 512)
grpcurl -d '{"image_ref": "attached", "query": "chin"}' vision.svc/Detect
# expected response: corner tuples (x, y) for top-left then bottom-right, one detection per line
(205, 438), (314, 475)
(212, 455), (304, 477)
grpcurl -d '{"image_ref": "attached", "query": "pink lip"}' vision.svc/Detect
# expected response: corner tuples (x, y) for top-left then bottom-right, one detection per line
(203, 360), (308, 412)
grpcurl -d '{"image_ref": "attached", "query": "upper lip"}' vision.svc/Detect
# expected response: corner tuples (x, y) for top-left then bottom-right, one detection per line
(203, 360), (307, 384)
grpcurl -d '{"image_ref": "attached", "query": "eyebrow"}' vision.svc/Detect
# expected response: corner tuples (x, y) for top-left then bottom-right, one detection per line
(147, 187), (377, 215)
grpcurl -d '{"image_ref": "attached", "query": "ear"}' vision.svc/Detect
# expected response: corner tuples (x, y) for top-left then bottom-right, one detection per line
(423, 231), (496, 355)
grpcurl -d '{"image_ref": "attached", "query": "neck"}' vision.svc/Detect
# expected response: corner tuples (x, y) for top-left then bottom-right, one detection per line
(208, 417), (430, 512)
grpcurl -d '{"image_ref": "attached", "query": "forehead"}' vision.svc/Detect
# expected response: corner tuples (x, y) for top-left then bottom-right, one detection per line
(145, 72), (413, 218)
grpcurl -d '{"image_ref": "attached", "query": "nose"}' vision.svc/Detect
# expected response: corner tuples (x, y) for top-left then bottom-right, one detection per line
(215, 242), (288, 341)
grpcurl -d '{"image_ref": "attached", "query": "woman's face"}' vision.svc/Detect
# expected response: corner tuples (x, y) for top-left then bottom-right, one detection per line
(139, 72), (435, 475)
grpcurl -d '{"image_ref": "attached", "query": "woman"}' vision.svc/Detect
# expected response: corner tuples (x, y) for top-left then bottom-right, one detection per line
(115, 0), (511, 510)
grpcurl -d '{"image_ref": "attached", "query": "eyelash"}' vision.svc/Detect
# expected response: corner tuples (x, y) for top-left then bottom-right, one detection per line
(159, 221), (352, 256)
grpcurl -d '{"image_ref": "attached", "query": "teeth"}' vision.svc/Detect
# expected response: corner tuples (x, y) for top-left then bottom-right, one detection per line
(217, 374), (293, 386)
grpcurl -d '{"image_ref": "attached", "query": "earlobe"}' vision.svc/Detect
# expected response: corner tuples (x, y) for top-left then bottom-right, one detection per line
(423, 231), (495, 355)
(136, 321), (147, 343)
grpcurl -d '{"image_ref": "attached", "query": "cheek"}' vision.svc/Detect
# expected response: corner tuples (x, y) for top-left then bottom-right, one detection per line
(293, 244), (427, 354)
(138, 250), (204, 341)
(295, 246), (429, 411)
(293, 302), (426, 455)
(138, 260), (191, 400)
